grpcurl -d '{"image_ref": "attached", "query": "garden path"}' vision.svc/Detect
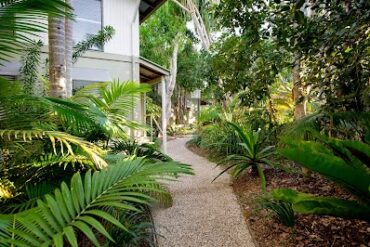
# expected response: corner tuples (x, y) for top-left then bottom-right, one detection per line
(152, 137), (255, 247)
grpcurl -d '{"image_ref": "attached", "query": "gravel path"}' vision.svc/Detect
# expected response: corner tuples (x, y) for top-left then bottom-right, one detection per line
(152, 137), (255, 247)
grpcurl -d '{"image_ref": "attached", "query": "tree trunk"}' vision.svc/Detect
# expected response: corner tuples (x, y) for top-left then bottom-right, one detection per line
(292, 54), (306, 120)
(65, 0), (73, 97)
(187, 0), (211, 50)
(292, 53), (310, 176)
(173, 0), (228, 107)
(165, 40), (180, 123)
(48, 16), (67, 98)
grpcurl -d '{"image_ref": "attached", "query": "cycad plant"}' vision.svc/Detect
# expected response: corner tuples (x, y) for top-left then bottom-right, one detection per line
(0, 158), (193, 246)
(214, 122), (275, 191)
(273, 135), (370, 221)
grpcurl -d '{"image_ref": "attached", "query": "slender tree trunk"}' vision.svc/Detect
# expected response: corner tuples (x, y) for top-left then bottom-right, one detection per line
(48, 16), (67, 98)
(186, 0), (211, 50)
(165, 40), (180, 123)
(173, 0), (228, 108)
(65, 0), (73, 97)
(292, 53), (310, 176)
(292, 54), (306, 120)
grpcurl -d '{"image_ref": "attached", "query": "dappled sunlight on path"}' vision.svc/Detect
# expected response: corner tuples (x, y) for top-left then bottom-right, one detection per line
(152, 137), (255, 247)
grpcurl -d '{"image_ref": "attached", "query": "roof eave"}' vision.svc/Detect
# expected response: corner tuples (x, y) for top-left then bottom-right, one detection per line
(139, 0), (167, 24)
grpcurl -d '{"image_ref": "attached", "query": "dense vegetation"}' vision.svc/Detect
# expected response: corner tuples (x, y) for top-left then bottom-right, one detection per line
(140, 0), (370, 245)
(0, 0), (369, 246)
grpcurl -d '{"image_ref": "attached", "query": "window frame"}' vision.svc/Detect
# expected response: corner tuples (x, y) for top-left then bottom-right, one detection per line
(72, 0), (104, 52)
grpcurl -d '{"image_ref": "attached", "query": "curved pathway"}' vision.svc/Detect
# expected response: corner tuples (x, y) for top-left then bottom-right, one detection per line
(153, 137), (255, 247)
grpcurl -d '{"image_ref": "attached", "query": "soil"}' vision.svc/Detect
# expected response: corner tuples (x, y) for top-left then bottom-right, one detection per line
(187, 144), (370, 247)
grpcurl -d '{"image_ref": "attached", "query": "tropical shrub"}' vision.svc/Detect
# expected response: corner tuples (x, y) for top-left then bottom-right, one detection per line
(280, 112), (370, 144)
(199, 123), (242, 156)
(273, 135), (370, 221)
(104, 205), (156, 247)
(197, 106), (222, 127)
(187, 134), (202, 147)
(214, 122), (275, 191)
(0, 81), (192, 245)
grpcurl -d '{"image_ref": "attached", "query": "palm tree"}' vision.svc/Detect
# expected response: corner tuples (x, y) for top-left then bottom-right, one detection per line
(48, 15), (67, 98)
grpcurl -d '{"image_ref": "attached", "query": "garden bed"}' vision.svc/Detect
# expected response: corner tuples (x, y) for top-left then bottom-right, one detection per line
(187, 144), (370, 247)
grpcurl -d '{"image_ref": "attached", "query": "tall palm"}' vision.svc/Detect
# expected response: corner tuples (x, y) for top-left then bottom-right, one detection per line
(48, 15), (67, 98)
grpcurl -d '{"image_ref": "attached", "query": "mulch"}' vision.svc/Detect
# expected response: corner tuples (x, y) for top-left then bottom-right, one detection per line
(187, 144), (370, 247)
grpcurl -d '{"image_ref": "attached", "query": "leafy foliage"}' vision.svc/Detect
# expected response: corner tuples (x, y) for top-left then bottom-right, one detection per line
(19, 40), (44, 95)
(104, 206), (157, 247)
(258, 196), (295, 227)
(0, 159), (193, 246)
(0, 0), (71, 62)
(0, 129), (107, 169)
(274, 136), (370, 221)
(72, 81), (151, 142)
(216, 0), (370, 112)
(214, 122), (274, 191)
(113, 140), (172, 163)
(72, 26), (115, 63)
(140, 1), (187, 68)
(279, 137), (370, 201)
(210, 37), (288, 106)
(272, 189), (370, 222)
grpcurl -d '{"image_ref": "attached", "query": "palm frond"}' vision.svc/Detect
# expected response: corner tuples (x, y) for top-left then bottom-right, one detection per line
(0, 214), (14, 246)
(0, 0), (72, 62)
(2, 181), (61, 213)
(19, 40), (43, 95)
(42, 97), (96, 132)
(3, 159), (192, 246)
(72, 81), (151, 139)
(0, 130), (107, 169)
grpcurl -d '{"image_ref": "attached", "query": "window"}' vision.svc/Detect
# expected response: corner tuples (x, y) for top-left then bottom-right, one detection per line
(71, 0), (102, 50)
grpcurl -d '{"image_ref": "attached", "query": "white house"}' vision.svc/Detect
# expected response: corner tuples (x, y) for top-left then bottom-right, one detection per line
(0, 0), (170, 151)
